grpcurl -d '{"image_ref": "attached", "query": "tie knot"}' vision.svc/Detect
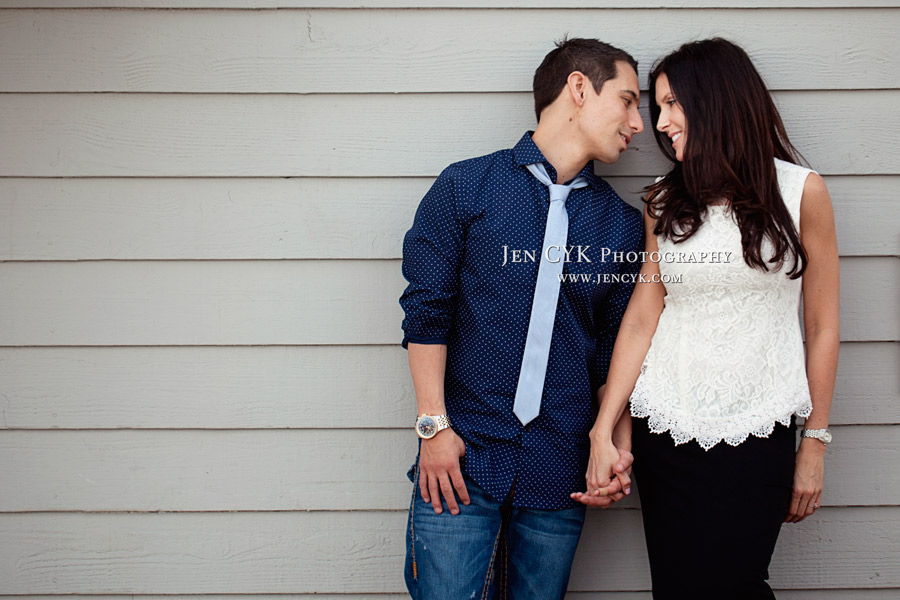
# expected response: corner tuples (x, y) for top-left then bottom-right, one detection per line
(525, 163), (589, 205)
(548, 184), (572, 203)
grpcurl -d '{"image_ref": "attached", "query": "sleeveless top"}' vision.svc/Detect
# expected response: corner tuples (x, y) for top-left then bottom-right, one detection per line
(630, 158), (814, 450)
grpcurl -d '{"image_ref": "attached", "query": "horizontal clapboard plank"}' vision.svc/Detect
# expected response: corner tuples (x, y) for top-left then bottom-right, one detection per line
(0, 260), (407, 346)
(0, 342), (895, 429)
(0, 177), (433, 261)
(575, 593), (900, 600)
(0, 425), (895, 512)
(0, 508), (896, 593)
(0, 9), (896, 92)
(3, 593), (900, 600)
(0, 175), (894, 260)
(0, 257), (895, 346)
(5, 591), (889, 598)
(0, 92), (896, 177)
(3, 594), (899, 600)
(1, 1), (898, 7)
(0, 429), (417, 512)
(0, 345), (413, 429)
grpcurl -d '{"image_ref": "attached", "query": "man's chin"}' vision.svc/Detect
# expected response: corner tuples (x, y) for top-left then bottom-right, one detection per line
(594, 153), (620, 165)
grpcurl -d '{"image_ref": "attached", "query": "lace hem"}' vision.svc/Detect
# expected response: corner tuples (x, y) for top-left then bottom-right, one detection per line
(629, 384), (812, 451)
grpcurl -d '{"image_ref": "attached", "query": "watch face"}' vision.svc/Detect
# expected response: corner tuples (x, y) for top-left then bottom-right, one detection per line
(417, 416), (437, 439)
(822, 430), (833, 443)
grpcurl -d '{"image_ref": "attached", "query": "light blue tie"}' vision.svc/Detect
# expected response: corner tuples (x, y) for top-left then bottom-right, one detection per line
(513, 163), (589, 425)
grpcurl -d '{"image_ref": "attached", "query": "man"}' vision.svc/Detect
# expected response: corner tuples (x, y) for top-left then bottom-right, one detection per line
(399, 38), (645, 599)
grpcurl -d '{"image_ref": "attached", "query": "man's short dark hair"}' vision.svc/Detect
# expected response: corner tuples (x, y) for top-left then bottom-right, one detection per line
(533, 37), (638, 122)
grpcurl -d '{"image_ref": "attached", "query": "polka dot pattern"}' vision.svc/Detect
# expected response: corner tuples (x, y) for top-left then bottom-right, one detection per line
(400, 132), (644, 509)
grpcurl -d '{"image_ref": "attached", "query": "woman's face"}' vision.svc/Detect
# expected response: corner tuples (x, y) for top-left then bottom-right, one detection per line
(654, 73), (687, 162)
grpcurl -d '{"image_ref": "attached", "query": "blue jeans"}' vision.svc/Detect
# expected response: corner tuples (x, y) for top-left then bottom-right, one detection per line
(404, 466), (586, 600)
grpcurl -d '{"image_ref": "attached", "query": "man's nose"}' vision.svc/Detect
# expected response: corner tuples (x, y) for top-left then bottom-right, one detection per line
(633, 113), (645, 133)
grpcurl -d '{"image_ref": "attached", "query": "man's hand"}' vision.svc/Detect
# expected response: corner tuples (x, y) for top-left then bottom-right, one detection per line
(569, 488), (625, 508)
(419, 429), (470, 515)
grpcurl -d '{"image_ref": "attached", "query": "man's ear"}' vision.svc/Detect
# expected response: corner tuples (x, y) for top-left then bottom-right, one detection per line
(566, 71), (588, 107)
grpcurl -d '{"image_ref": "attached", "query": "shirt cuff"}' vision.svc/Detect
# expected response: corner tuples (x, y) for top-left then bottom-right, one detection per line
(401, 334), (449, 349)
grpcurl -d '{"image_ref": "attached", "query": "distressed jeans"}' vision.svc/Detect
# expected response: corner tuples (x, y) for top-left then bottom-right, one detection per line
(404, 465), (586, 600)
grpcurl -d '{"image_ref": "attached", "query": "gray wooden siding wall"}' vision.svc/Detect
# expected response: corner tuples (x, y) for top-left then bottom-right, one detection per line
(0, 2), (897, 598)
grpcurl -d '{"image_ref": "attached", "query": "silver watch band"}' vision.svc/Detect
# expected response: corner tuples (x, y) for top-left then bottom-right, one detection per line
(433, 414), (451, 430)
(801, 428), (832, 444)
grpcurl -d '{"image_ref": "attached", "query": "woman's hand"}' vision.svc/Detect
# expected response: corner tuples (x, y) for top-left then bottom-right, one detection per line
(588, 432), (633, 497)
(785, 438), (826, 523)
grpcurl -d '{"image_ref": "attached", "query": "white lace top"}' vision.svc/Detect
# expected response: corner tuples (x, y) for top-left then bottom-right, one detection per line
(630, 158), (814, 450)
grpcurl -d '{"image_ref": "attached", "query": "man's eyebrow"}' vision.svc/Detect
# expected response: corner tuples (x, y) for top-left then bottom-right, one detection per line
(623, 89), (640, 104)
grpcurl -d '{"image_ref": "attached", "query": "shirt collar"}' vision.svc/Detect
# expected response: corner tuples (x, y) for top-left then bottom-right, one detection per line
(512, 131), (603, 190)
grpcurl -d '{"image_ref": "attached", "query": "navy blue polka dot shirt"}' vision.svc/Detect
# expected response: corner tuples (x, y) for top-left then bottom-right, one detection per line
(400, 132), (644, 509)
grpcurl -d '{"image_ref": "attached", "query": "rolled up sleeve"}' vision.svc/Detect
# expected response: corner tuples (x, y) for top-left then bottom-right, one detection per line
(400, 165), (465, 348)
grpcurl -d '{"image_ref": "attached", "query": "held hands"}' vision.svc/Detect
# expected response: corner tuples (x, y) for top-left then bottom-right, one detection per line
(571, 439), (633, 509)
(418, 429), (470, 515)
(785, 438), (826, 523)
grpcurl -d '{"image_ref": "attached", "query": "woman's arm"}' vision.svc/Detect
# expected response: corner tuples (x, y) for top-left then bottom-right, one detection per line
(786, 172), (840, 523)
(583, 204), (668, 497)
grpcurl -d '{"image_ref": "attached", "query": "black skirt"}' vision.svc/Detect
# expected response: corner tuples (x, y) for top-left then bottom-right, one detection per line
(632, 414), (797, 600)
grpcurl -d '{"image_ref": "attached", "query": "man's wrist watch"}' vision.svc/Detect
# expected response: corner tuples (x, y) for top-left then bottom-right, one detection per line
(415, 414), (451, 439)
(801, 428), (832, 446)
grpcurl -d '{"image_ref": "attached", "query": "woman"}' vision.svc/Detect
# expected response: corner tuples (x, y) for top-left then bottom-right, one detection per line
(576, 39), (840, 598)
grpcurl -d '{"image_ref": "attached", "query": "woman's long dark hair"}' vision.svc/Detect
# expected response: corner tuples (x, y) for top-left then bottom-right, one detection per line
(646, 38), (807, 278)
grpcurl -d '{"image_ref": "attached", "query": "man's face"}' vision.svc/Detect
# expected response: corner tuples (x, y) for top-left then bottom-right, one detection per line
(579, 61), (644, 164)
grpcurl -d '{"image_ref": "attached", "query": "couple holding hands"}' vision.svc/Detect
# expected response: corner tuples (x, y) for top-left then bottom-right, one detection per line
(399, 37), (839, 600)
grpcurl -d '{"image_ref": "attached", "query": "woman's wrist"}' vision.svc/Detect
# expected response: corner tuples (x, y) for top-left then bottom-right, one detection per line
(612, 431), (632, 451)
(799, 436), (828, 453)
